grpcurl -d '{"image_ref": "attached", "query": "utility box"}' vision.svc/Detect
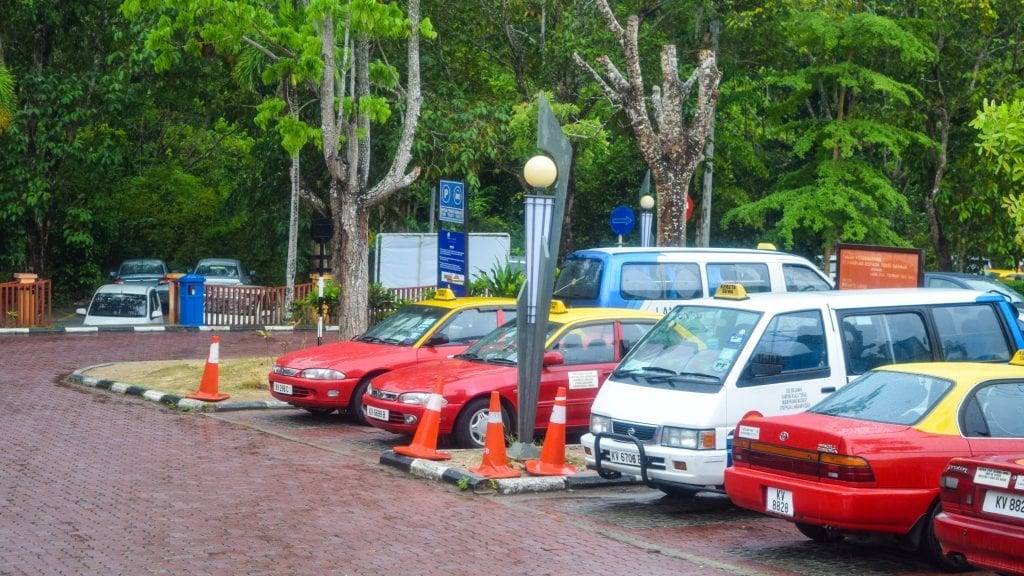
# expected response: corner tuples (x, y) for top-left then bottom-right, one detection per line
(178, 273), (206, 326)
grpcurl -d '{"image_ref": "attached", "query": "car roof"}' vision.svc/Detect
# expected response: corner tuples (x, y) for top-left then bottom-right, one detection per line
(196, 257), (242, 265)
(877, 358), (1024, 382)
(695, 287), (1004, 313)
(568, 246), (799, 258)
(548, 306), (663, 323)
(119, 258), (167, 265)
(94, 283), (154, 295)
(413, 294), (518, 310)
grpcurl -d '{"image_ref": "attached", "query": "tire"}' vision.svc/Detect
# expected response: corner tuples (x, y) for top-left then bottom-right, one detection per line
(795, 522), (844, 543)
(348, 378), (372, 426)
(303, 407), (336, 416)
(454, 397), (513, 449)
(922, 502), (972, 572)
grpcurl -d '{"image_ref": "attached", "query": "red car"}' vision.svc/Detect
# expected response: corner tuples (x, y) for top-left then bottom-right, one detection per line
(935, 455), (1024, 575)
(724, 357), (1024, 570)
(268, 290), (516, 421)
(363, 306), (662, 447)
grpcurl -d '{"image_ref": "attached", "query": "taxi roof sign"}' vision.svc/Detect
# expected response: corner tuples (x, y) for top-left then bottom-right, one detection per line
(714, 282), (749, 300)
(1010, 349), (1024, 366)
(550, 300), (568, 314)
(433, 288), (457, 301)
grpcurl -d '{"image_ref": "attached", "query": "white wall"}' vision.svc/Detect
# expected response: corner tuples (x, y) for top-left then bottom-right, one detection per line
(374, 233), (511, 288)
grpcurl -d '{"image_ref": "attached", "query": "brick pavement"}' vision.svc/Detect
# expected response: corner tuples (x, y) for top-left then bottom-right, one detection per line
(0, 332), (742, 576)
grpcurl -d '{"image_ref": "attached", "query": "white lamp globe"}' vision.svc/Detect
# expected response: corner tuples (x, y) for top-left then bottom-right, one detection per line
(523, 155), (557, 189)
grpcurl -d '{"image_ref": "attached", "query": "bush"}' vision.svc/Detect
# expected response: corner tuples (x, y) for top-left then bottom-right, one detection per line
(469, 259), (525, 298)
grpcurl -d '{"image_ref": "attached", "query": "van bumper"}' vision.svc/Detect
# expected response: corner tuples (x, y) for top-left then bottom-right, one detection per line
(581, 432), (729, 492)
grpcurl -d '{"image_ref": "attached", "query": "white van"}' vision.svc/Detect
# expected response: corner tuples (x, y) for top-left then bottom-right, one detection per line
(553, 247), (833, 313)
(581, 285), (1024, 496)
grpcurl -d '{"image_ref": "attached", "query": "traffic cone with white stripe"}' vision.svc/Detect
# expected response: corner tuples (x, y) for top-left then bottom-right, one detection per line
(469, 391), (521, 479)
(186, 335), (230, 402)
(525, 387), (577, 476)
(394, 378), (451, 461)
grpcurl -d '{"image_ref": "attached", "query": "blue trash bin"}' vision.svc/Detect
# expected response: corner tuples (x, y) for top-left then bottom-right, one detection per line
(179, 273), (206, 326)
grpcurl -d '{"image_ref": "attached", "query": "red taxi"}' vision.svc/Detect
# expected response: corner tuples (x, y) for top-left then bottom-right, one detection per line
(363, 304), (662, 448)
(935, 455), (1024, 575)
(268, 289), (516, 422)
(724, 353), (1024, 570)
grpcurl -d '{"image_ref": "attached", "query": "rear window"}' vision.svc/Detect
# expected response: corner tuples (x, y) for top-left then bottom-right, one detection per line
(811, 370), (953, 426)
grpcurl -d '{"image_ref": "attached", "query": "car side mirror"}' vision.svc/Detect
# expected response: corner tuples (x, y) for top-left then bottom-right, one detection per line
(424, 334), (449, 346)
(76, 308), (87, 316)
(542, 350), (565, 366)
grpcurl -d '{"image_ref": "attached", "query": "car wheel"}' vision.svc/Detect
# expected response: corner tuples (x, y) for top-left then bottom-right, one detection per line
(348, 378), (372, 426)
(303, 407), (336, 416)
(922, 502), (972, 572)
(795, 522), (844, 543)
(454, 397), (512, 449)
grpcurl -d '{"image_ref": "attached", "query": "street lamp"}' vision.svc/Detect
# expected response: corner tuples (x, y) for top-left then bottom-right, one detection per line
(639, 194), (655, 247)
(522, 155), (557, 323)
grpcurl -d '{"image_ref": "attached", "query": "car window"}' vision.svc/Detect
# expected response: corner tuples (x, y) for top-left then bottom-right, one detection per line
(436, 308), (509, 345)
(90, 293), (149, 318)
(708, 263), (771, 294)
(841, 311), (931, 374)
(552, 322), (616, 364)
(741, 310), (827, 385)
(811, 370), (954, 425)
(782, 264), (833, 292)
(620, 262), (702, 300)
(932, 304), (1011, 362)
(964, 381), (1024, 438)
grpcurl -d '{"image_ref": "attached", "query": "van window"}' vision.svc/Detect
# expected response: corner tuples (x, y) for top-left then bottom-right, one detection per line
(933, 304), (1012, 362)
(620, 262), (701, 300)
(841, 312), (931, 374)
(741, 310), (827, 386)
(708, 263), (771, 294)
(554, 258), (601, 300)
(783, 264), (834, 291)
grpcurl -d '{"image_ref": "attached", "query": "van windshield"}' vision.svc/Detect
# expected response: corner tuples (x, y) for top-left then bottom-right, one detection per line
(613, 305), (762, 387)
(554, 258), (602, 300)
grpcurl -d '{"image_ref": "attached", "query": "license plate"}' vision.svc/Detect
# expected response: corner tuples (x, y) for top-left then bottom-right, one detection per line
(272, 382), (293, 395)
(366, 405), (389, 421)
(609, 449), (641, 466)
(766, 486), (794, 517)
(982, 490), (1024, 520)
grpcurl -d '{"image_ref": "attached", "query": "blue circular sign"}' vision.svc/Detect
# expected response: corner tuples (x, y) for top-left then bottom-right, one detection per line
(610, 205), (636, 235)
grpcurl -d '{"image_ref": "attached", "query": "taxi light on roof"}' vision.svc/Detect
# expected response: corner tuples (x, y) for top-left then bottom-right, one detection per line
(756, 242), (777, 250)
(550, 300), (568, 314)
(433, 288), (456, 301)
(1010, 349), (1024, 366)
(714, 283), (749, 300)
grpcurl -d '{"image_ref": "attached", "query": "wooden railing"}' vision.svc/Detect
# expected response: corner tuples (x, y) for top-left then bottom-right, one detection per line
(0, 277), (52, 328)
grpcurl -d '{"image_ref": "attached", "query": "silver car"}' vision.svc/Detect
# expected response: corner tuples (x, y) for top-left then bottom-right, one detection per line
(111, 258), (170, 310)
(193, 258), (255, 286)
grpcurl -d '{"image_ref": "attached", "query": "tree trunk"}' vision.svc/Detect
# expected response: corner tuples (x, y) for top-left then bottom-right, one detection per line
(331, 183), (369, 339)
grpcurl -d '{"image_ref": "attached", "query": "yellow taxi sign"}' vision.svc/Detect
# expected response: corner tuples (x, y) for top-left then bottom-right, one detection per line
(550, 299), (568, 314)
(715, 282), (749, 300)
(433, 288), (457, 301)
(1010, 349), (1024, 366)
(756, 242), (777, 251)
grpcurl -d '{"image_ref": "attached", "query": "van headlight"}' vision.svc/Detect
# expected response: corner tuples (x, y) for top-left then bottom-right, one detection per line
(590, 414), (612, 434)
(662, 427), (716, 450)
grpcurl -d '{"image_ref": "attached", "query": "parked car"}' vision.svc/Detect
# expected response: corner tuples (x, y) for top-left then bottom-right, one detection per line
(935, 454), (1024, 575)
(269, 289), (517, 421)
(925, 271), (1024, 319)
(723, 355), (1024, 570)
(363, 303), (663, 448)
(76, 284), (165, 326)
(193, 258), (255, 286)
(110, 258), (170, 311)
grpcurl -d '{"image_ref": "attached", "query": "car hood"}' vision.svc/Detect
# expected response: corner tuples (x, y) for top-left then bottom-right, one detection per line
(370, 358), (513, 394)
(274, 340), (420, 373)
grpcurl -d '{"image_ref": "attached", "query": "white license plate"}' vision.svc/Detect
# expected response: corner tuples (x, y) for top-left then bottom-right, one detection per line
(982, 490), (1024, 520)
(366, 405), (389, 421)
(609, 449), (641, 466)
(272, 382), (293, 395)
(766, 486), (794, 517)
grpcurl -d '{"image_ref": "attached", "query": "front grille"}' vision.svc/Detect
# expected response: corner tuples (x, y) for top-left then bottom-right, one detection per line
(369, 388), (400, 401)
(611, 420), (658, 442)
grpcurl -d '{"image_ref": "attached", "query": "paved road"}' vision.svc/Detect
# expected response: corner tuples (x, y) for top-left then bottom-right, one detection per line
(1, 332), (995, 575)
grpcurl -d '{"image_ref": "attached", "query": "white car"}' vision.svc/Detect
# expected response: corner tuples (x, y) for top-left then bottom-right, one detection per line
(193, 258), (255, 286)
(77, 284), (165, 326)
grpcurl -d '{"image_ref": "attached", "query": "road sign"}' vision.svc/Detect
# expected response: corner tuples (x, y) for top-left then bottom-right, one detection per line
(439, 180), (465, 224)
(437, 230), (467, 296)
(610, 205), (635, 236)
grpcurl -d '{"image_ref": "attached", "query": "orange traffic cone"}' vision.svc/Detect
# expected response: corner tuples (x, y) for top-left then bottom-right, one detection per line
(525, 386), (577, 476)
(394, 379), (451, 461)
(186, 335), (230, 402)
(469, 391), (521, 479)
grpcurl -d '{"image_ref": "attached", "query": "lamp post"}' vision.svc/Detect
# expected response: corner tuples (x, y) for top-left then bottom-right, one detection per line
(522, 155), (557, 323)
(639, 194), (655, 247)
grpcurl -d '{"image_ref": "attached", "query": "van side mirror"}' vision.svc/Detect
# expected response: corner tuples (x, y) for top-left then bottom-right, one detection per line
(749, 353), (783, 377)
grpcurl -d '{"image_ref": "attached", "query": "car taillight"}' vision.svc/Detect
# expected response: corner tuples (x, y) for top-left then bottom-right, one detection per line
(939, 464), (975, 510)
(819, 453), (875, 482)
(732, 438), (875, 482)
(158, 276), (170, 286)
(114, 278), (125, 284)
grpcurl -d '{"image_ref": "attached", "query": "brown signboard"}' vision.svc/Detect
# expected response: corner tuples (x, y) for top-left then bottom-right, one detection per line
(836, 243), (924, 289)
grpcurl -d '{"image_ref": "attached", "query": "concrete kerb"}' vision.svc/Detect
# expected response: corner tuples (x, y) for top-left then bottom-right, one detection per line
(67, 365), (292, 412)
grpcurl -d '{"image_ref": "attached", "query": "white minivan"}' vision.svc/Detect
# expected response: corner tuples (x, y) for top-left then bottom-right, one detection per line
(581, 284), (1024, 497)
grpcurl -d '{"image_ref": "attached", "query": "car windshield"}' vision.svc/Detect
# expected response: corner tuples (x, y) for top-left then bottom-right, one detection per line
(613, 305), (762, 387)
(120, 262), (164, 275)
(357, 304), (448, 345)
(456, 319), (561, 364)
(89, 293), (149, 318)
(810, 370), (954, 426)
(196, 264), (238, 278)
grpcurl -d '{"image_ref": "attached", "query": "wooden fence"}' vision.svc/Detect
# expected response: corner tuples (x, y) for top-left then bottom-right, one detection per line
(0, 276), (52, 328)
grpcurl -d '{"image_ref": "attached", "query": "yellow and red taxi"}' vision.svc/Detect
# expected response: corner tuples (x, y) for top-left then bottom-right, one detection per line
(268, 289), (516, 422)
(935, 454), (1024, 575)
(724, 353), (1024, 570)
(363, 303), (662, 448)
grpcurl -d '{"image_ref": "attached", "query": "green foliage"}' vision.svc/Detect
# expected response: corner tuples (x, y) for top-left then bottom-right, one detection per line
(291, 278), (340, 322)
(468, 260), (525, 298)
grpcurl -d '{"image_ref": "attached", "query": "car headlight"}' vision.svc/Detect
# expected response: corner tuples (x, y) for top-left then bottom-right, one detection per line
(590, 414), (612, 435)
(399, 392), (432, 405)
(661, 427), (716, 450)
(299, 368), (346, 380)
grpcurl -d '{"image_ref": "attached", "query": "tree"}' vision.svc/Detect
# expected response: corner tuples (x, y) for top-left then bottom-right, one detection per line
(573, 0), (721, 246)
(972, 98), (1024, 246)
(0, 63), (13, 134)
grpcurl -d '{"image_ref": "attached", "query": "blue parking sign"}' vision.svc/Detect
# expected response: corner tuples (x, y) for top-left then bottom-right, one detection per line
(439, 180), (465, 224)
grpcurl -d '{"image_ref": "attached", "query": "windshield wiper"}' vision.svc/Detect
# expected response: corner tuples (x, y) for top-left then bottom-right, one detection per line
(454, 352), (481, 360)
(484, 357), (517, 366)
